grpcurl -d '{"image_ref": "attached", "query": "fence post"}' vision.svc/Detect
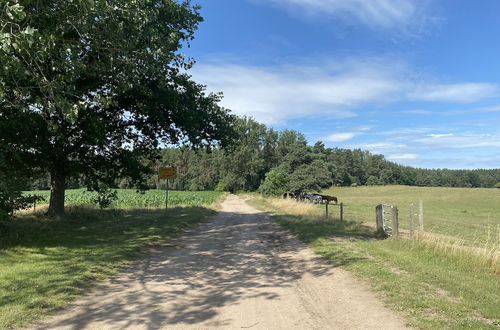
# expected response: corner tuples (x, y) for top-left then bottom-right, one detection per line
(418, 199), (424, 232)
(325, 200), (329, 219)
(376, 204), (385, 236)
(340, 202), (344, 222)
(391, 206), (399, 236)
(409, 203), (414, 239)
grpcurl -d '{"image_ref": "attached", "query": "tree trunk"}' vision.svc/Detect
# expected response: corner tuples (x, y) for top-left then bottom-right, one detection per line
(48, 169), (66, 217)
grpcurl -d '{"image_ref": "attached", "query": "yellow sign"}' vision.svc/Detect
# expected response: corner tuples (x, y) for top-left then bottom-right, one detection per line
(159, 167), (176, 179)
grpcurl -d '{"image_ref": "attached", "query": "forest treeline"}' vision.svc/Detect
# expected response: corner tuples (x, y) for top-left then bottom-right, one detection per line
(28, 118), (500, 193)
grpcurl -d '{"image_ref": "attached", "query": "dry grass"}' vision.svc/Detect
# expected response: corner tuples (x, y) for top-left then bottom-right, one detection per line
(258, 194), (500, 274)
(250, 194), (500, 329)
(264, 197), (324, 217)
(411, 230), (500, 274)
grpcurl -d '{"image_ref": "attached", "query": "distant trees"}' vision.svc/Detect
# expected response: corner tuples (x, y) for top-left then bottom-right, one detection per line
(13, 114), (500, 194)
(146, 118), (500, 192)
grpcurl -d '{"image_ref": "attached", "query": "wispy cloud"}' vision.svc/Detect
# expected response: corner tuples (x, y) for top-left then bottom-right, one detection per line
(387, 153), (418, 160)
(398, 109), (434, 115)
(408, 83), (500, 103)
(324, 132), (358, 142)
(191, 60), (403, 124)
(413, 133), (500, 148)
(354, 125), (374, 131)
(192, 59), (500, 125)
(477, 105), (500, 113)
(255, 0), (422, 29)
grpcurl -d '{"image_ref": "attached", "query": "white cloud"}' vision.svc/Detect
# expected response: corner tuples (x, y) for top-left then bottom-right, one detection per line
(191, 60), (403, 124)
(191, 59), (500, 125)
(362, 142), (407, 150)
(408, 83), (499, 103)
(324, 132), (358, 142)
(257, 0), (420, 28)
(477, 105), (500, 112)
(387, 153), (418, 160)
(354, 125), (374, 131)
(398, 109), (434, 115)
(428, 133), (453, 138)
(413, 133), (500, 148)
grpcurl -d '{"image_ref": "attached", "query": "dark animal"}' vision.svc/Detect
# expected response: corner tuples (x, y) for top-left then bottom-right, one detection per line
(320, 194), (338, 204)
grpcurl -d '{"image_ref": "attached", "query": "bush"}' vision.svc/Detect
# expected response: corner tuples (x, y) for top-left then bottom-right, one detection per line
(215, 174), (245, 193)
(91, 185), (118, 209)
(259, 170), (290, 196)
(0, 183), (45, 219)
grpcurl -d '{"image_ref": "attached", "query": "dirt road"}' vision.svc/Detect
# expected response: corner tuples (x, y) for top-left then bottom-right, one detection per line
(33, 195), (409, 329)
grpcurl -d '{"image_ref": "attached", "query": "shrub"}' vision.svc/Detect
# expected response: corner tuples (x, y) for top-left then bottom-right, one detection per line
(259, 170), (290, 196)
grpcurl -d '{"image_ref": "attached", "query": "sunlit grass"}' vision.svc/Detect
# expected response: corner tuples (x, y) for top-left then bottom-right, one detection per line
(249, 193), (500, 329)
(324, 185), (500, 246)
(0, 197), (222, 329)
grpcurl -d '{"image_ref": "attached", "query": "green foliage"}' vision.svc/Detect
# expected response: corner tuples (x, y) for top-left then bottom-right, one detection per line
(29, 189), (223, 208)
(259, 170), (290, 196)
(92, 187), (118, 210)
(0, 0), (236, 216)
(215, 174), (245, 193)
(495, 182), (500, 188)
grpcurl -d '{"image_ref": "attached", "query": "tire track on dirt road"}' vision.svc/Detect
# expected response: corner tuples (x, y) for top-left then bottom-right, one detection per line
(32, 195), (410, 329)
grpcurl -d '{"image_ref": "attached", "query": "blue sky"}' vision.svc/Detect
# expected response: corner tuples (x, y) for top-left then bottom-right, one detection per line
(187, 0), (500, 169)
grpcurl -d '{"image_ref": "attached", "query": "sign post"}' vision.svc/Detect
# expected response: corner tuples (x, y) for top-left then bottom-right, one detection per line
(159, 167), (177, 214)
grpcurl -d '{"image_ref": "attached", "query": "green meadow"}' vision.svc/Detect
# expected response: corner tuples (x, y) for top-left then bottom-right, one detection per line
(249, 185), (500, 329)
(324, 185), (500, 246)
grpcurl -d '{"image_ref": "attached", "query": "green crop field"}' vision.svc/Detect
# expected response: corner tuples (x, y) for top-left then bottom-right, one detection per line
(26, 189), (223, 208)
(323, 185), (500, 246)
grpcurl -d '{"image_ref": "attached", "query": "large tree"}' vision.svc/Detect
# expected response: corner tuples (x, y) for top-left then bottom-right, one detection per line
(0, 0), (235, 216)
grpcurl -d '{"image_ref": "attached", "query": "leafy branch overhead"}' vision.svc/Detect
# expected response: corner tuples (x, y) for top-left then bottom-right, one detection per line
(0, 0), (236, 216)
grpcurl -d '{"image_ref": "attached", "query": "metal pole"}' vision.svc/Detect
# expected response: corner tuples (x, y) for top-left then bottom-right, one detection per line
(376, 204), (384, 236)
(340, 202), (344, 222)
(165, 179), (169, 214)
(325, 200), (329, 219)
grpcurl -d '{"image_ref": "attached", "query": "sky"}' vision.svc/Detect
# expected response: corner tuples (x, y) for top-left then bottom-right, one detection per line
(186, 0), (500, 170)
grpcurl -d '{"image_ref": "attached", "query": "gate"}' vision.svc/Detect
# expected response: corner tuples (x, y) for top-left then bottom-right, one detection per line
(376, 204), (399, 237)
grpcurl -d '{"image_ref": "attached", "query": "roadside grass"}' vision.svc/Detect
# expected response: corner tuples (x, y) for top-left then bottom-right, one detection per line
(0, 201), (220, 329)
(248, 196), (500, 329)
(323, 185), (500, 247)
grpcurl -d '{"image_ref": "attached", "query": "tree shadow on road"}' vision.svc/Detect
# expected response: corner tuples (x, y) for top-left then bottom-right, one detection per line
(30, 207), (365, 329)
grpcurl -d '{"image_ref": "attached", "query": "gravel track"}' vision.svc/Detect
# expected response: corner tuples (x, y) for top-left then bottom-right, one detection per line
(32, 195), (409, 329)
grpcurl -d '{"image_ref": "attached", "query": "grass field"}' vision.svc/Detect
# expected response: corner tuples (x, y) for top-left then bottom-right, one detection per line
(323, 185), (500, 247)
(0, 191), (224, 329)
(248, 187), (500, 329)
(26, 189), (223, 208)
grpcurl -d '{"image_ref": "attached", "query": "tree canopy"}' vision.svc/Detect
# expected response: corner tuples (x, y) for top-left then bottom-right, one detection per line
(0, 0), (235, 216)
